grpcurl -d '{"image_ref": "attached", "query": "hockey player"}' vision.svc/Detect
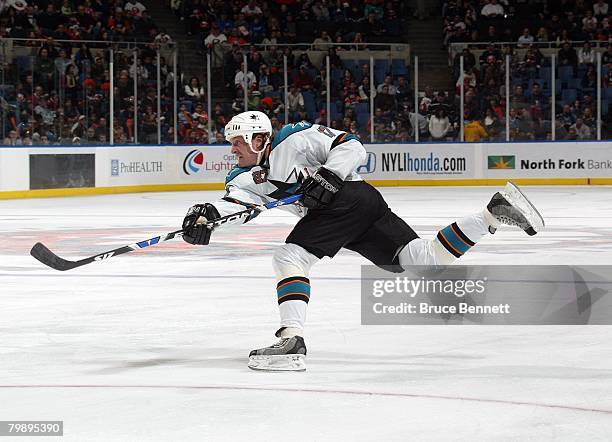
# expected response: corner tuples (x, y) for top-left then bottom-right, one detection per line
(181, 111), (544, 371)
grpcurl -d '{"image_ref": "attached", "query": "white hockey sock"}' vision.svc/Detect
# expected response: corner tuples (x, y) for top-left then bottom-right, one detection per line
(278, 298), (308, 330)
(399, 211), (494, 266)
(272, 244), (318, 336)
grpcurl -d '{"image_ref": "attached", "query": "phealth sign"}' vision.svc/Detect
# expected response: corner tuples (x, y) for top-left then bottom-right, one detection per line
(97, 145), (236, 187)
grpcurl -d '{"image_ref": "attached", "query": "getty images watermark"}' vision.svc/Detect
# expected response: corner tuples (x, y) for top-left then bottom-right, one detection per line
(361, 266), (612, 325)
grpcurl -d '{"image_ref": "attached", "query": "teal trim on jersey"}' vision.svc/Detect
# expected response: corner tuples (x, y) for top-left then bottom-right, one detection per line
(344, 133), (360, 143)
(271, 121), (313, 150)
(225, 166), (254, 185)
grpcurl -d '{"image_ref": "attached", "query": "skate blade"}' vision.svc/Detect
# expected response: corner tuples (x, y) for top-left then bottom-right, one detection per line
(502, 181), (545, 235)
(248, 354), (306, 372)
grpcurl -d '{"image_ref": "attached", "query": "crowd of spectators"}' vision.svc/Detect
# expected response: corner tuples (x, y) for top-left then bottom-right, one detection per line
(441, 0), (612, 141)
(173, 0), (411, 143)
(172, 0), (406, 47)
(443, 0), (612, 47)
(0, 0), (178, 145)
(0, 0), (414, 145)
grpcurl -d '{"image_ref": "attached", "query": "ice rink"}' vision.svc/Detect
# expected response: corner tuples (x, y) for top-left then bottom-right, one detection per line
(1, 186), (612, 441)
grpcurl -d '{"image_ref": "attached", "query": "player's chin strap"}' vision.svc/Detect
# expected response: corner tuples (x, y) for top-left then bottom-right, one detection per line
(249, 135), (271, 165)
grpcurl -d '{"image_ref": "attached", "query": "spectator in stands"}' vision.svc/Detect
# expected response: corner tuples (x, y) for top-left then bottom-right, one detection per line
(408, 109), (429, 140)
(479, 44), (502, 66)
(3, 130), (23, 146)
(571, 118), (592, 139)
(395, 76), (410, 103)
(312, 2), (330, 21)
(564, 126), (578, 140)
(356, 63), (370, 84)
(583, 107), (596, 129)
(481, 0), (504, 18)
(35, 47), (55, 90)
(511, 85), (529, 110)
(513, 108), (536, 140)
(602, 44), (612, 66)
(365, 11), (387, 40)
(280, 12), (297, 43)
(517, 28), (534, 47)
(351, 32), (367, 51)
(582, 10), (598, 34)
(464, 117), (488, 142)
(247, 47), (264, 73)
(374, 85), (396, 114)
(241, 0), (263, 19)
(535, 27), (549, 42)
(443, 14), (468, 47)
(578, 42), (595, 65)
(262, 28), (280, 46)
(287, 86), (305, 122)
(125, 1), (147, 18)
(185, 77), (205, 102)
(594, 0), (609, 18)
(582, 65), (598, 92)
(293, 65), (314, 91)
(483, 108), (503, 141)
(377, 74), (398, 95)
(558, 104), (577, 131)
(429, 108), (451, 141)
(234, 62), (257, 96)
(429, 91), (452, 118)
(558, 42), (578, 70)
(204, 25), (227, 48)
(249, 16), (266, 43)
(386, 8), (402, 37)
(312, 30), (332, 51)
(327, 47), (343, 70)
(530, 82), (547, 108)
(358, 77), (376, 102)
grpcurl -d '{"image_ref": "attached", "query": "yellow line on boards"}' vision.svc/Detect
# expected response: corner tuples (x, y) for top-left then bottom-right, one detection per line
(0, 183), (226, 200)
(2, 178), (612, 200)
(366, 178), (591, 186)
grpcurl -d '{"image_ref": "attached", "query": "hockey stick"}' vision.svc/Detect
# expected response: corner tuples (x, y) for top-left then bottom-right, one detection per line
(30, 194), (303, 271)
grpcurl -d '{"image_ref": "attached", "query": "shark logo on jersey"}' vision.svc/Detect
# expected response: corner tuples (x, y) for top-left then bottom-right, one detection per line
(267, 168), (307, 200)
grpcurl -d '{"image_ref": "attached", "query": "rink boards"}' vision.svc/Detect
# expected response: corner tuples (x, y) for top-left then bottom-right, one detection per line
(1, 141), (612, 198)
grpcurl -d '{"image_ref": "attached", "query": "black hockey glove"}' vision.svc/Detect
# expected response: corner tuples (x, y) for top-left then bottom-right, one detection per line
(297, 167), (344, 210)
(182, 203), (220, 245)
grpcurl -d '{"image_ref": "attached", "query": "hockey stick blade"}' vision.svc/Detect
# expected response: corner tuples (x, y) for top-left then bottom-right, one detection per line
(30, 242), (80, 271)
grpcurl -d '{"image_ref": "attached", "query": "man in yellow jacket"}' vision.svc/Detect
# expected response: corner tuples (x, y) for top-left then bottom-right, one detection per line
(464, 119), (489, 142)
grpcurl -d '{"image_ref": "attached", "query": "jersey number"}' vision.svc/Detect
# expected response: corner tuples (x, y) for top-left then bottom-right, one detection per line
(317, 125), (335, 138)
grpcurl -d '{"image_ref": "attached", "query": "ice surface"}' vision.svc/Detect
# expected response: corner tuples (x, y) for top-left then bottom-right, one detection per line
(1, 186), (612, 441)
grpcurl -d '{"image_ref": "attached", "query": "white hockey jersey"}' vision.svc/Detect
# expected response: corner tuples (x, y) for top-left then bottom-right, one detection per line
(211, 121), (366, 221)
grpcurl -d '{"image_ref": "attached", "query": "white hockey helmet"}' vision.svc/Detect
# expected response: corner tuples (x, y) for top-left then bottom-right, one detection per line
(224, 111), (273, 154)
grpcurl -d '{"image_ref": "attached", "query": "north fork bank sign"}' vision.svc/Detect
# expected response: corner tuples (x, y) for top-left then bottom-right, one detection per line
(484, 142), (612, 178)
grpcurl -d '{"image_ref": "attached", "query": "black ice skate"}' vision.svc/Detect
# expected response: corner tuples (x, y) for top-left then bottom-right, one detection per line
(248, 335), (307, 372)
(487, 182), (545, 236)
